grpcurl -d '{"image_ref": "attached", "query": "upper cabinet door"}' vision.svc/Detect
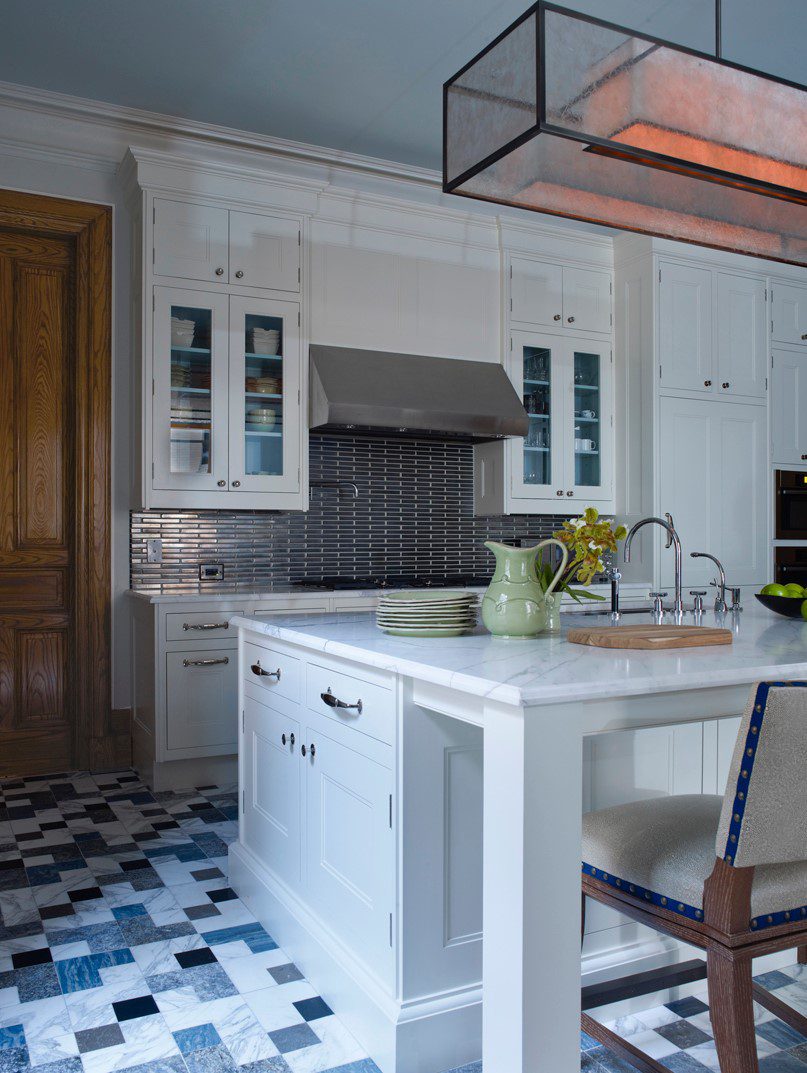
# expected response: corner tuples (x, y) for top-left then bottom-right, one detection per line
(510, 257), (564, 328)
(229, 211), (301, 293)
(228, 295), (302, 495)
(716, 273), (767, 399)
(509, 333), (565, 501)
(659, 261), (713, 393)
(771, 349), (807, 466)
(152, 287), (230, 492)
(772, 282), (807, 346)
(570, 342), (613, 502)
(562, 267), (612, 334)
(153, 200), (229, 284)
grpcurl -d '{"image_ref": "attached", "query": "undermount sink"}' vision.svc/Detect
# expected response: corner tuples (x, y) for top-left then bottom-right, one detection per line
(564, 605), (653, 617)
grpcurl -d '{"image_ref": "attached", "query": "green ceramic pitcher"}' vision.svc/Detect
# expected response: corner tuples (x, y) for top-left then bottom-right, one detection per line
(481, 539), (569, 638)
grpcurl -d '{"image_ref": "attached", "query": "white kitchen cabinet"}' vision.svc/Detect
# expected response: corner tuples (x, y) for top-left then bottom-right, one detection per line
(151, 286), (302, 510)
(243, 694), (302, 891)
(772, 281), (807, 346)
(476, 330), (613, 514)
(772, 348), (807, 465)
(153, 198), (301, 293)
(510, 256), (611, 334)
(304, 726), (394, 982)
(165, 648), (237, 751)
(716, 272), (767, 398)
(659, 261), (713, 393)
(153, 200), (229, 284)
(659, 394), (767, 588)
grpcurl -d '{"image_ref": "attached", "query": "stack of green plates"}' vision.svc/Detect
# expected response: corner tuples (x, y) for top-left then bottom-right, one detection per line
(376, 590), (479, 637)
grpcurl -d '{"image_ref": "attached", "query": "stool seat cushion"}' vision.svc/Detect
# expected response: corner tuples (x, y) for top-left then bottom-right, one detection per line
(582, 794), (807, 929)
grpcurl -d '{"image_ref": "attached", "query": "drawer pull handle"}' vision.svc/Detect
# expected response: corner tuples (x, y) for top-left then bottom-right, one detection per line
(281, 732), (295, 747)
(301, 743), (316, 758)
(251, 662), (281, 680)
(183, 657), (229, 668)
(183, 621), (229, 631)
(321, 688), (363, 714)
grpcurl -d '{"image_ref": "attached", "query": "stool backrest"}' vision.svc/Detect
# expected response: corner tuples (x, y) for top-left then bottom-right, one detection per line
(716, 682), (807, 868)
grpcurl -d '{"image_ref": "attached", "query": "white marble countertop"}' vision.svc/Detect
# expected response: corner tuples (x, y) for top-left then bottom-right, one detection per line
(231, 603), (807, 707)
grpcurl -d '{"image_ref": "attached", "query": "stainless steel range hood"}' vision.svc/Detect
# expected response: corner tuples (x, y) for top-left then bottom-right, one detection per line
(309, 345), (529, 442)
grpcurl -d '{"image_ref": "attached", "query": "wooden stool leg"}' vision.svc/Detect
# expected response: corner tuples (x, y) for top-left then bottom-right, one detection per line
(707, 949), (759, 1073)
(798, 946), (807, 965)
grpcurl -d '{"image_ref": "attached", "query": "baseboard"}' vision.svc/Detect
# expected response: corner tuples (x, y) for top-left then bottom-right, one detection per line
(229, 841), (482, 1073)
(135, 753), (237, 792)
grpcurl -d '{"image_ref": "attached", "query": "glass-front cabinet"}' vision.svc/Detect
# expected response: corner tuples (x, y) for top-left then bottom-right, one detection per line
(152, 287), (302, 507)
(507, 330), (612, 509)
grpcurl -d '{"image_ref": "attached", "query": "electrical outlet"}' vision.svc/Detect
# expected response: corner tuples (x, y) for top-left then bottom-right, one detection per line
(146, 539), (162, 564)
(199, 563), (224, 581)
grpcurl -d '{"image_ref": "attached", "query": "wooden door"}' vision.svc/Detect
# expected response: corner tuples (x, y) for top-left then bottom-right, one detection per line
(659, 261), (714, 393)
(0, 191), (111, 775)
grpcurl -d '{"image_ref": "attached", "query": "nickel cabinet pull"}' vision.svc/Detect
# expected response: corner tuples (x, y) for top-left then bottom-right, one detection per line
(281, 732), (295, 747)
(321, 688), (363, 714)
(183, 657), (229, 668)
(183, 621), (229, 631)
(301, 742), (316, 758)
(251, 662), (281, 680)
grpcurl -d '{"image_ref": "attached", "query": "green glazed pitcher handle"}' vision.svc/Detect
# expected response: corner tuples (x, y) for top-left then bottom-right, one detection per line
(534, 538), (569, 598)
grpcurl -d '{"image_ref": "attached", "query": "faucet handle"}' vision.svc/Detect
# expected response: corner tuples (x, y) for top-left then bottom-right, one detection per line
(649, 591), (668, 615)
(663, 512), (676, 549)
(690, 590), (707, 613)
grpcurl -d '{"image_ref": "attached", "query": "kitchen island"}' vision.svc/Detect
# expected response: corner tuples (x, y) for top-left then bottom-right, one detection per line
(229, 605), (807, 1073)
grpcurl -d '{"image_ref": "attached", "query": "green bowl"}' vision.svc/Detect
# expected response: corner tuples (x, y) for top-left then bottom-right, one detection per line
(754, 593), (806, 619)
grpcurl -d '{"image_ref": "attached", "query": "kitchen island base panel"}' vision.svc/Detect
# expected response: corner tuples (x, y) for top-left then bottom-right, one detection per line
(133, 750), (237, 792)
(229, 840), (483, 1073)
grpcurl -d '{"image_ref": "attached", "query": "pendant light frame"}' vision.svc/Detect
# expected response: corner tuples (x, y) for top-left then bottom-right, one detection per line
(443, 1), (807, 263)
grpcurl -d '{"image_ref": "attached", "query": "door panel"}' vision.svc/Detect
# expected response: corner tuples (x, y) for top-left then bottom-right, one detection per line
(0, 235), (74, 772)
(242, 695), (301, 890)
(772, 349), (807, 465)
(510, 257), (563, 327)
(563, 266), (611, 334)
(659, 262), (713, 392)
(305, 727), (394, 983)
(716, 273), (767, 398)
(229, 211), (300, 293)
(772, 282), (807, 346)
(509, 332), (565, 500)
(153, 199), (229, 284)
(571, 343), (612, 500)
(165, 649), (237, 752)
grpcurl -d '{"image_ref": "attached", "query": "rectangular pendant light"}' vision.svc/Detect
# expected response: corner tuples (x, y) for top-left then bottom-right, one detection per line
(444, 3), (807, 266)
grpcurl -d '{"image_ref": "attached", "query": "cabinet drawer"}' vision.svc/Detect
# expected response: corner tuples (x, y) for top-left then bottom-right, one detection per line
(243, 640), (301, 704)
(306, 663), (394, 745)
(165, 648), (237, 752)
(166, 612), (238, 642)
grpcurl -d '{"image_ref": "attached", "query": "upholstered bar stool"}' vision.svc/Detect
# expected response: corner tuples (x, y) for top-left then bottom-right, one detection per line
(581, 681), (807, 1073)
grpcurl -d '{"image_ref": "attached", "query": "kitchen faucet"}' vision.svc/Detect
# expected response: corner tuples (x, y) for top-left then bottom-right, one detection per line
(624, 513), (684, 615)
(690, 551), (728, 613)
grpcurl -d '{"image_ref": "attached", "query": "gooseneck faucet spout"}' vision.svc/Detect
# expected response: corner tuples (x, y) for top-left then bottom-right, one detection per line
(691, 552), (728, 613)
(624, 513), (684, 616)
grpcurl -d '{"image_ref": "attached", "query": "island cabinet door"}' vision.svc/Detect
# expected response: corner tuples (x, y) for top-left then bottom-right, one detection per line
(242, 695), (302, 892)
(303, 727), (394, 985)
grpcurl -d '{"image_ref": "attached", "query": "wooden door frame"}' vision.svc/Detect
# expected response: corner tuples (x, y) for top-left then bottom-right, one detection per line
(0, 190), (112, 771)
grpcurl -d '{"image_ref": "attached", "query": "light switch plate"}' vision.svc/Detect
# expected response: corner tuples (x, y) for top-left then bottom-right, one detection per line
(199, 563), (224, 581)
(146, 539), (162, 564)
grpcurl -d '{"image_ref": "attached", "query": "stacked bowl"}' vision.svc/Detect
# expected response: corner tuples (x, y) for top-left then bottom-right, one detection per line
(376, 590), (479, 637)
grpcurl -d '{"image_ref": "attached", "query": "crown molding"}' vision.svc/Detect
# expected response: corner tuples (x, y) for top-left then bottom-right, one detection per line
(0, 79), (442, 188)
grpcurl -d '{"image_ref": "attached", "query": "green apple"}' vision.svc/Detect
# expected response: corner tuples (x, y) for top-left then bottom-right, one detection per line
(760, 583), (788, 596)
(784, 583), (805, 598)
(801, 600), (807, 621)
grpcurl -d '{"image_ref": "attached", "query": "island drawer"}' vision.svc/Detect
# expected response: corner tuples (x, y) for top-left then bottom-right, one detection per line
(166, 611), (237, 641)
(243, 640), (301, 704)
(305, 661), (394, 745)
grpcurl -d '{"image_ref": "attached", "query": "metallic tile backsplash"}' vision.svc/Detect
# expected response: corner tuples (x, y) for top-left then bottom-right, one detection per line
(130, 434), (564, 592)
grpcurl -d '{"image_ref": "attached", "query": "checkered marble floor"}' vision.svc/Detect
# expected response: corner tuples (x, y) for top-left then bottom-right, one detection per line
(0, 771), (805, 1073)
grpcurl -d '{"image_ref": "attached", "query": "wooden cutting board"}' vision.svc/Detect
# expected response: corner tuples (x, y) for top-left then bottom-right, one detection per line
(567, 625), (733, 650)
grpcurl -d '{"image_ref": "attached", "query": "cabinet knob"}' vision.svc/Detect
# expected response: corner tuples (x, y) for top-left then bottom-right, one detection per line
(566, 490), (574, 496)
(217, 480), (226, 487)
(567, 316), (575, 323)
(802, 333), (807, 340)
(232, 480), (241, 488)
(704, 380), (712, 387)
(301, 743), (316, 758)
(215, 267), (224, 276)
(235, 270), (244, 279)
(281, 732), (295, 747)
(801, 454), (807, 461)
(553, 314), (561, 321)
(722, 382), (730, 389)
(556, 489), (564, 496)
